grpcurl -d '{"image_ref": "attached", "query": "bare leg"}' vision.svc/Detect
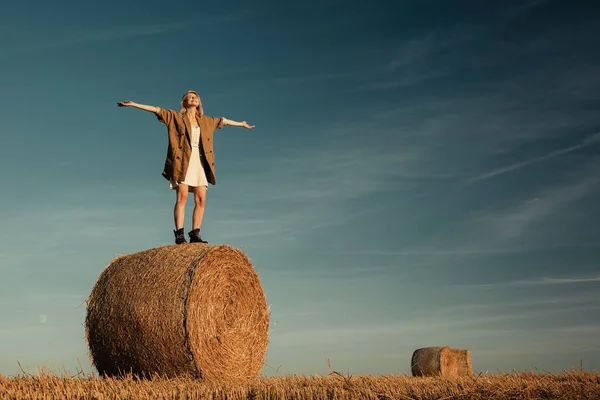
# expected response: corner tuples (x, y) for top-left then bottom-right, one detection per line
(174, 184), (189, 229)
(191, 185), (207, 230)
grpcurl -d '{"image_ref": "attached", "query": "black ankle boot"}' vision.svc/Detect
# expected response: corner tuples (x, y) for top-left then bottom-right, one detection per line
(188, 228), (207, 243)
(174, 228), (187, 244)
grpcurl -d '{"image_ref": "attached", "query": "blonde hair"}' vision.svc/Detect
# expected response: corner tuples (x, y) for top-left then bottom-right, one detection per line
(180, 90), (204, 117)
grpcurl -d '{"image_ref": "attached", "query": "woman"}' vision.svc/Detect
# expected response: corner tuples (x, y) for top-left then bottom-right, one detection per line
(117, 90), (255, 244)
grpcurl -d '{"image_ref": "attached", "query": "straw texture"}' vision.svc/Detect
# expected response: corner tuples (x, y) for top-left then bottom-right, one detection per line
(85, 244), (269, 382)
(411, 346), (472, 377)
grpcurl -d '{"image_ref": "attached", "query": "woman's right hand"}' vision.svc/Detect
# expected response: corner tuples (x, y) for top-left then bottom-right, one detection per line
(117, 100), (135, 107)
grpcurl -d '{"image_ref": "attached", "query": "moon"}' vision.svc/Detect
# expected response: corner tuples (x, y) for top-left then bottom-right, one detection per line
(39, 314), (47, 324)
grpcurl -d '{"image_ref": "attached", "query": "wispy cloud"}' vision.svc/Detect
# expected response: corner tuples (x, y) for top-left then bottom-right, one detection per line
(475, 340), (599, 358)
(274, 310), (322, 318)
(504, 0), (551, 20)
(557, 324), (600, 335)
(353, 67), (449, 92)
(271, 301), (600, 347)
(459, 275), (600, 289)
(385, 34), (438, 73)
(212, 200), (385, 242)
(333, 248), (539, 256)
(353, 1), (554, 94)
(5, 12), (254, 55)
(353, 33), (453, 92)
(0, 199), (162, 271)
(43, 22), (190, 49)
(329, 242), (600, 261)
(411, 156), (600, 260)
(206, 124), (427, 243)
(468, 132), (600, 183)
(438, 293), (600, 311)
(265, 72), (354, 86)
(476, 162), (600, 240)
(511, 275), (600, 286)
(2, 22), (190, 57)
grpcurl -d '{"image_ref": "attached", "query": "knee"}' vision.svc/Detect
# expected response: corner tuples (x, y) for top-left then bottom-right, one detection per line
(176, 194), (188, 205)
(194, 196), (205, 207)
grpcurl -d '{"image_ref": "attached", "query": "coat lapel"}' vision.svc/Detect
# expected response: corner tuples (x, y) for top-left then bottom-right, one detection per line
(196, 114), (204, 140)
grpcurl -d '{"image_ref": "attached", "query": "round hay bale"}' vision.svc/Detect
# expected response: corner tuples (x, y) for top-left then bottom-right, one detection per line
(85, 244), (269, 382)
(411, 346), (472, 377)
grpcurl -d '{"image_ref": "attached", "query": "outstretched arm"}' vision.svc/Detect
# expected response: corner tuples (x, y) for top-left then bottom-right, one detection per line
(117, 101), (160, 113)
(223, 117), (255, 129)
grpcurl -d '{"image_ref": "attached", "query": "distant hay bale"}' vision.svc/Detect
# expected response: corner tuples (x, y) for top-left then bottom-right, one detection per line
(85, 244), (269, 382)
(411, 346), (472, 377)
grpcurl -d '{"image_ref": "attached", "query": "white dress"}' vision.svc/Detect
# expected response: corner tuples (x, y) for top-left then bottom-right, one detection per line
(169, 125), (209, 190)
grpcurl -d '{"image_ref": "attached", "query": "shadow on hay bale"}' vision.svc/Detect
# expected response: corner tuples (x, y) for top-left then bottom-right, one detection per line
(85, 244), (270, 382)
(411, 346), (472, 377)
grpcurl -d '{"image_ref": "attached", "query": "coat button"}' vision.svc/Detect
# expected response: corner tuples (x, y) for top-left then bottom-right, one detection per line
(208, 138), (211, 141)
(211, 162), (214, 165)
(178, 146), (182, 149)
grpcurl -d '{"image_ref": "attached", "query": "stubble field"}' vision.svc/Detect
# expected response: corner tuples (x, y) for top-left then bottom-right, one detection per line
(1, 369), (599, 399)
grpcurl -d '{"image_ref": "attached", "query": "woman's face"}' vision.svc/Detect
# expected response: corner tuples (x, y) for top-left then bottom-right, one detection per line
(183, 93), (200, 108)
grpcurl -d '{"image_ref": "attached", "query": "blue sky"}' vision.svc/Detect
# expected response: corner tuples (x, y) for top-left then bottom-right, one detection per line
(1, 0), (600, 377)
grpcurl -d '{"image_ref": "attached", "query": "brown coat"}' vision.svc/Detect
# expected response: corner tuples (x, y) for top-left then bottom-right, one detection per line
(155, 108), (224, 185)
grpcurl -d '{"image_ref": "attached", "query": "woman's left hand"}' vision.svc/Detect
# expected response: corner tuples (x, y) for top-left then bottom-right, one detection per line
(242, 121), (255, 129)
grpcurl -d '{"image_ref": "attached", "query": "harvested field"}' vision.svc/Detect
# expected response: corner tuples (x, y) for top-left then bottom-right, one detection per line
(0, 370), (598, 399)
